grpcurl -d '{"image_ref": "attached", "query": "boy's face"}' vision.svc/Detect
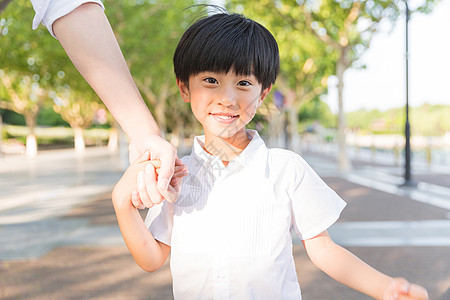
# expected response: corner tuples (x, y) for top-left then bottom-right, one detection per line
(177, 71), (271, 142)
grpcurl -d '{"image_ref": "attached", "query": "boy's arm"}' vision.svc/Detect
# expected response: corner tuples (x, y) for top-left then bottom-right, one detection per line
(112, 155), (171, 272)
(303, 231), (428, 300)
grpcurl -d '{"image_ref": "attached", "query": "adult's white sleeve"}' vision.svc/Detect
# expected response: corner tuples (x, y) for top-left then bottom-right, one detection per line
(144, 201), (174, 246)
(289, 155), (347, 240)
(30, 0), (105, 38)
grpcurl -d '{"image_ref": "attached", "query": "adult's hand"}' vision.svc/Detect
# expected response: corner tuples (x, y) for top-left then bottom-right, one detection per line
(129, 134), (185, 204)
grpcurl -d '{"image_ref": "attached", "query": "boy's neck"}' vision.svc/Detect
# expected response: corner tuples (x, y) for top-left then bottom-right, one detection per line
(203, 129), (251, 165)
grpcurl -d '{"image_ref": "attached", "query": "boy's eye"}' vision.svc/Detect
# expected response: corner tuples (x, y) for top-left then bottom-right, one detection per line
(237, 80), (251, 87)
(204, 77), (218, 84)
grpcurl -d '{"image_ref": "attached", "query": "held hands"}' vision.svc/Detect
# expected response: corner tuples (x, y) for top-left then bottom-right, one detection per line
(133, 151), (187, 208)
(382, 278), (428, 300)
(113, 150), (187, 210)
(129, 134), (186, 204)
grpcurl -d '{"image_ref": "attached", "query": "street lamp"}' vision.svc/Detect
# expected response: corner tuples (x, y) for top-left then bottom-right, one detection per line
(403, 0), (415, 186)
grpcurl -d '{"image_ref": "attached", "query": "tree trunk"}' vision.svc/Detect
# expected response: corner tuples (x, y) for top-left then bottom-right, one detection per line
(282, 88), (299, 152)
(155, 82), (174, 138)
(155, 98), (167, 137)
(0, 113), (3, 157)
(268, 109), (286, 148)
(73, 127), (85, 154)
(118, 126), (129, 171)
(336, 55), (352, 171)
(0, 0), (13, 13)
(175, 120), (188, 155)
(24, 113), (38, 157)
(287, 106), (301, 153)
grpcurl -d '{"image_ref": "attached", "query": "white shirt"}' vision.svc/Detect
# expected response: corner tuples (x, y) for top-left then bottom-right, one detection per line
(145, 130), (346, 300)
(30, 0), (104, 38)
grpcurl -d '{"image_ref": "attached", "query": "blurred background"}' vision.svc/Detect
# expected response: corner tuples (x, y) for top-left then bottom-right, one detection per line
(1, 0), (449, 166)
(0, 0), (449, 299)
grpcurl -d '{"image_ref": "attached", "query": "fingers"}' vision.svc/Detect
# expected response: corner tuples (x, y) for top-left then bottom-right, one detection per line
(156, 149), (177, 193)
(170, 177), (179, 187)
(131, 190), (145, 210)
(137, 171), (154, 208)
(154, 164), (183, 174)
(386, 279), (428, 300)
(143, 163), (164, 205)
(147, 158), (183, 169)
(156, 164), (188, 178)
(133, 150), (150, 165)
(404, 284), (428, 300)
(165, 184), (179, 203)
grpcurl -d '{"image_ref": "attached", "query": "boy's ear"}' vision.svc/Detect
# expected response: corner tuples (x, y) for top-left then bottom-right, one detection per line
(176, 78), (190, 103)
(258, 85), (272, 107)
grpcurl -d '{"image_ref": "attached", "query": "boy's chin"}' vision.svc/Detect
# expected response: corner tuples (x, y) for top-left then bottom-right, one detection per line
(206, 127), (247, 141)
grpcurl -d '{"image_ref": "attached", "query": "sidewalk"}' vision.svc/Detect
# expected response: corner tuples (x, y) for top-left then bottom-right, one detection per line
(0, 147), (449, 299)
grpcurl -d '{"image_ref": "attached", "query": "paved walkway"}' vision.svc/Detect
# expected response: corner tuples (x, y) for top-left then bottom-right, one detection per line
(0, 146), (449, 299)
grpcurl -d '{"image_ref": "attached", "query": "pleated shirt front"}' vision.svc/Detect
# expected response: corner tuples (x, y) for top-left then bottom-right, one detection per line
(146, 130), (346, 300)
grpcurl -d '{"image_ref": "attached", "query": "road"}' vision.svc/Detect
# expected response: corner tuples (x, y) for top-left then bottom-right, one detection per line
(0, 146), (449, 299)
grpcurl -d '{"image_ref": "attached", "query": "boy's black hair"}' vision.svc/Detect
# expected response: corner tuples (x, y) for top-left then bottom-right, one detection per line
(173, 11), (280, 91)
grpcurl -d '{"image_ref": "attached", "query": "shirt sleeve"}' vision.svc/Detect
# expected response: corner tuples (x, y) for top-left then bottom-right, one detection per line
(144, 201), (174, 246)
(289, 155), (347, 240)
(30, 0), (105, 38)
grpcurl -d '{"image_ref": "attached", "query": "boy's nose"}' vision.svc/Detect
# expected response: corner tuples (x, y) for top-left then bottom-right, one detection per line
(216, 87), (237, 106)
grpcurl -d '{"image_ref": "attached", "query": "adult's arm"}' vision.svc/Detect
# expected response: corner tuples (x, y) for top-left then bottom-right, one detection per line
(31, 1), (179, 200)
(52, 3), (160, 141)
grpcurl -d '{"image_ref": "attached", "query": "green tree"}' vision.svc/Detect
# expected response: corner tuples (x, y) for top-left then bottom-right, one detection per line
(346, 104), (450, 136)
(105, 0), (196, 137)
(0, 0), (107, 154)
(51, 86), (102, 153)
(299, 98), (336, 129)
(227, 0), (336, 152)
(232, 0), (438, 170)
(0, 0), (13, 13)
(0, 71), (47, 155)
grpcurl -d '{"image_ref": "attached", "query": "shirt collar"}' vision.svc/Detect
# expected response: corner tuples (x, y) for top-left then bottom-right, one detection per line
(188, 130), (268, 176)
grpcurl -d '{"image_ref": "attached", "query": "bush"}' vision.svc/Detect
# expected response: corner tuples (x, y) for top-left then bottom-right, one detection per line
(0, 109), (25, 126)
(37, 107), (69, 127)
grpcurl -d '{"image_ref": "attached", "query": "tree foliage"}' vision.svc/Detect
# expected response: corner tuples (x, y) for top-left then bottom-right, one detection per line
(104, 0), (196, 136)
(0, 0), (103, 153)
(347, 104), (450, 136)
(227, 0), (439, 168)
(0, 0), (443, 155)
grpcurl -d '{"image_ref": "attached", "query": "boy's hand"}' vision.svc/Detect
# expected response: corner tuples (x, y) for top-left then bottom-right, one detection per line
(133, 155), (186, 209)
(113, 151), (187, 210)
(129, 134), (183, 204)
(382, 278), (428, 300)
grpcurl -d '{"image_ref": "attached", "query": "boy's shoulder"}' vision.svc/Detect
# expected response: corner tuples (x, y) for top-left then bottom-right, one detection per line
(267, 146), (299, 158)
(266, 147), (306, 165)
(264, 146), (312, 177)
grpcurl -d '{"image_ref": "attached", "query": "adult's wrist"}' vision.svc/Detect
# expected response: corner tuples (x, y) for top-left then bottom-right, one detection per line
(128, 131), (163, 145)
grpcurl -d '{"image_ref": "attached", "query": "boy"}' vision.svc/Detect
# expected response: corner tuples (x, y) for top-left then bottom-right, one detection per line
(112, 12), (428, 300)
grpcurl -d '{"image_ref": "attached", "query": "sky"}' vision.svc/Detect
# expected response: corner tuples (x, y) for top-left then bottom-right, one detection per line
(326, 0), (450, 113)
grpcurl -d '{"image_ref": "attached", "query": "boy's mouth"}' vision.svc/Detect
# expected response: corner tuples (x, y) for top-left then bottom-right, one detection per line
(209, 113), (239, 122)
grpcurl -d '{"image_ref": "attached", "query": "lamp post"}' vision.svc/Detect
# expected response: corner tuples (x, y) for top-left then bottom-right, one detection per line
(403, 0), (415, 186)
